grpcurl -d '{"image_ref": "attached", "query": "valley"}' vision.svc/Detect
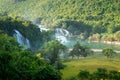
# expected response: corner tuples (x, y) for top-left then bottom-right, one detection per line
(0, 0), (120, 80)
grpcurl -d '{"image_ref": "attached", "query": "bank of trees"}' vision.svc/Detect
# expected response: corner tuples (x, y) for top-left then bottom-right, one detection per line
(0, 32), (61, 80)
(77, 68), (120, 80)
(88, 31), (120, 43)
(0, 16), (43, 51)
(69, 41), (118, 59)
(0, 0), (120, 39)
(0, 16), (53, 52)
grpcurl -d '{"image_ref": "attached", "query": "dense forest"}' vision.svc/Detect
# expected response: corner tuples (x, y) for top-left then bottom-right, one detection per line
(1, 31), (120, 79)
(0, 16), (53, 52)
(0, 0), (120, 41)
(0, 32), (61, 80)
(0, 0), (120, 79)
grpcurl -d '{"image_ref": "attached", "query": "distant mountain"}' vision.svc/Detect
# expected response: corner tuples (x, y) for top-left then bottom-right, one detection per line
(0, 0), (120, 34)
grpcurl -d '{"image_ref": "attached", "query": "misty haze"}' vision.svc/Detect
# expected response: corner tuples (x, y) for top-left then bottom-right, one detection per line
(0, 0), (120, 80)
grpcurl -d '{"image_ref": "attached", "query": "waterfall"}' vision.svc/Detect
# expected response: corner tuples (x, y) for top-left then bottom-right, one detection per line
(13, 30), (31, 49)
(38, 24), (49, 32)
(37, 24), (70, 44)
(55, 28), (70, 43)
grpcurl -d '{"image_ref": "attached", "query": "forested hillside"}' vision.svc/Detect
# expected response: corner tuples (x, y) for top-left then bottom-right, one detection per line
(0, 1), (120, 79)
(0, 0), (120, 40)
(0, 16), (53, 52)
(0, 32), (61, 80)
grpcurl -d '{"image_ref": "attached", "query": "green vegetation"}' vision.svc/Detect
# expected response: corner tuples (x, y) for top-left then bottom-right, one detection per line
(70, 41), (93, 59)
(77, 68), (120, 80)
(0, 16), (42, 51)
(0, 0), (120, 38)
(88, 31), (120, 43)
(0, 16), (53, 52)
(0, 32), (61, 80)
(102, 48), (116, 58)
(39, 40), (66, 65)
(78, 70), (90, 80)
(0, 0), (120, 79)
(61, 58), (120, 80)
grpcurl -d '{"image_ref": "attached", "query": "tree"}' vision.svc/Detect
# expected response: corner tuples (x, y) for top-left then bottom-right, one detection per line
(0, 33), (61, 80)
(0, 16), (43, 52)
(102, 48), (116, 58)
(78, 70), (90, 80)
(14, 0), (26, 3)
(88, 33), (101, 42)
(114, 31), (120, 41)
(41, 30), (54, 42)
(93, 68), (108, 80)
(80, 46), (93, 57)
(70, 41), (82, 59)
(39, 40), (66, 64)
(77, 68), (120, 80)
(70, 41), (92, 59)
(70, 50), (75, 59)
(108, 70), (120, 80)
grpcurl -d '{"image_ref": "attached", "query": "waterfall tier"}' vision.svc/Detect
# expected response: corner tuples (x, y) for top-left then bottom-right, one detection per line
(13, 30), (31, 49)
(55, 28), (70, 43)
(38, 24), (49, 32)
(37, 24), (70, 44)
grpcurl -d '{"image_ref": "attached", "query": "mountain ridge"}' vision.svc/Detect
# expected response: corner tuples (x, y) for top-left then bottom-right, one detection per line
(0, 0), (120, 38)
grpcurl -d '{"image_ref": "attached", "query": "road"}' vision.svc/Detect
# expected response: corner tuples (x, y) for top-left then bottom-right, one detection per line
(69, 48), (120, 53)
(91, 49), (120, 53)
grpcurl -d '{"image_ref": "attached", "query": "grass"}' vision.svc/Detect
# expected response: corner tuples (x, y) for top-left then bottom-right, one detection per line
(61, 57), (120, 80)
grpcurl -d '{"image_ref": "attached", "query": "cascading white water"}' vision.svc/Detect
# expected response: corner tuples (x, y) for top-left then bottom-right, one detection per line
(55, 28), (70, 43)
(37, 24), (70, 44)
(13, 30), (31, 49)
(38, 24), (49, 32)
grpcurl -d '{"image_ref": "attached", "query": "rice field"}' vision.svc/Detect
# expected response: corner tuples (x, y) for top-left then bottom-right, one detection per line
(61, 57), (120, 80)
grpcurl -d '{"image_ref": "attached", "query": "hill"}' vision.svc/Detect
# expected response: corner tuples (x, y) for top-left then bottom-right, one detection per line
(0, 0), (120, 38)
(0, 16), (53, 52)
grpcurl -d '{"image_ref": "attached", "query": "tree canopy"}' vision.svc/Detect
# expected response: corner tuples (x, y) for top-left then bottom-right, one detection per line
(0, 33), (61, 80)
(0, 0), (120, 37)
(70, 41), (93, 59)
(39, 40), (66, 64)
(102, 48), (116, 58)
